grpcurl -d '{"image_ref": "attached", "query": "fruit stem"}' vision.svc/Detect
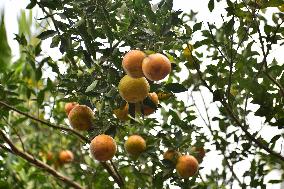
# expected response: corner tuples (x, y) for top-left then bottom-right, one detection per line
(100, 161), (124, 187)
(129, 103), (135, 124)
(110, 160), (124, 185)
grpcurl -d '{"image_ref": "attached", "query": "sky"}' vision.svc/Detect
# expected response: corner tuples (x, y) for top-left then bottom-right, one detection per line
(0, 0), (283, 188)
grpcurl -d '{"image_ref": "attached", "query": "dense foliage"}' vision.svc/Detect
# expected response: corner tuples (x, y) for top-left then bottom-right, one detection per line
(0, 0), (284, 188)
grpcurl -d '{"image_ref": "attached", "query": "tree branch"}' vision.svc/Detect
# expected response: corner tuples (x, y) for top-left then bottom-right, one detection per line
(110, 160), (124, 185)
(0, 130), (84, 189)
(255, 21), (284, 97)
(100, 161), (124, 187)
(0, 143), (14, 154)
(227, 15), (235, 107)
(0, 101), (89, 143)
(188, 45), (284, 161)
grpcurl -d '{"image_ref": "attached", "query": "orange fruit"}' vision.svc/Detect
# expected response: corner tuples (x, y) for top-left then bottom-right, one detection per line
(136, 92), (159, 116)
(125, 135), (146, 157)
(113, 103), (129, 121)
(118, 75), (150, 103)
(192, 146), (205, 163)
(142, 53), (171, 81)
(122, 50), (146, 78)
(59, 150), (74, 164)
(176, 155), (199, 178)
(68, 105), (94, 131)
(64, 102), (79, 115)
(90, 134), (117, 161)
(163, 149), (181, 163)
(143, 92), (159, 115)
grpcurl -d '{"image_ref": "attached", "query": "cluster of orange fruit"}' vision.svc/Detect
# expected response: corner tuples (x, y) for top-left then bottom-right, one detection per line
(39, 149), (74, 166)
(163, 147), (205, 178)
(64, 102), (147, 162)
(114, 50), (172, 120)
(61, 50), (205, 179)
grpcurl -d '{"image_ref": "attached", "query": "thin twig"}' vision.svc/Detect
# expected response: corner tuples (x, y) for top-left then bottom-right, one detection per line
(249, 2), (284, 97)
(38, 4), (78, 69)
(110, 160), (124, 185)
(188, 45), (284, 161)
(3, 117), (26, 152)
(100, 161), (124, 187)
(207, 23), (231, 66)
(227, 15), (235, 106)
(191, 91), (243, 186)
(255, 22), (284, 97)
(198, 172), (206, 185)
(264, 72), (284, 97)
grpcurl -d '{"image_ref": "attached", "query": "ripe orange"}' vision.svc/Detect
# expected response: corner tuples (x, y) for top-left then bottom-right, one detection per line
(46, 151), (54, 161)
(118, 75), (150, 103)
(192, 146), (205, 163)
(163, 149), (181, 163)
(90, 134), (117, 161)
(142, 53), (171, 81)
(125, 135), (146, 157)
(64, 102), (79, 115)
(176, 155), (199, 178)
(122, 50), (146, 78)
(135, 92), (159, 116)
(68, 105), (94, 131)
(59, 150), (74, 164)
(143, 92), (159, 115)
(113, 103), (129, 121)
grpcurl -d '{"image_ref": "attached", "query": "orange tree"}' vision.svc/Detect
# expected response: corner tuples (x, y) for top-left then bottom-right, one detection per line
(0, 0), (284, 188)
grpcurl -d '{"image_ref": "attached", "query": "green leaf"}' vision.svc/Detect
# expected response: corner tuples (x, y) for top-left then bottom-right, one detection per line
(0, 181), (10, 189)
(224, 18), (234, 35)
(208, 0), (215, 12)
(26, 0), (37, 9)
(164, 83), (187, 93)
(86, 80), (98, 93)
(40, 0), (62, 9)
(270, 134), (281, 143)
(37, 30), (57, 40)
(50, 35), (60, 48)
(37, 90), (45, 105)
(264, 0), (284, 7)
(193, 22), (202, 32)
(0, 13), (11, 72)
(268, 180), (283, 184)
(213, 89), (223, 102)
(34, 42), (42, 56)
(14, 34), (27, 46)
(153, 172), (163, 189)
